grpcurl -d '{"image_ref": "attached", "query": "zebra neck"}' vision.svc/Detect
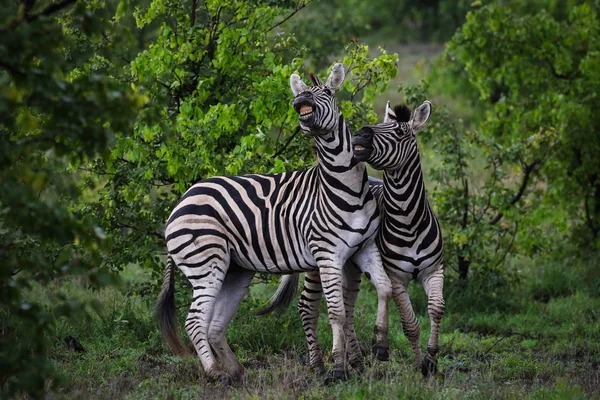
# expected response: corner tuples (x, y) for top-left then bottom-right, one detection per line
(315, 114), (369, 197)
(383, 154), (430, 225)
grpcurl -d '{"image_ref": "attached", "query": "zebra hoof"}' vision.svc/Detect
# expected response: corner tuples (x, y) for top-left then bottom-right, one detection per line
(349, 358), (365, 374)
(421, 356), (438, 377)
(314, 364), (327, 377)
(324, 369), (348, 385)
(373, 344), (390, 361)
(211, 371), (234, 387)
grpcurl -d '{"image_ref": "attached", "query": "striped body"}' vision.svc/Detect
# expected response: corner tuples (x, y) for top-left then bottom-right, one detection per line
(289, 102), (445, 376)
(156, 64), (392, 383)
(166, 169), (378, 276)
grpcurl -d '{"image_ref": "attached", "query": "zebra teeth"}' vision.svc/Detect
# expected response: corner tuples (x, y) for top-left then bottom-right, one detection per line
(354, 145), (366, 151)
(299, 105), (313, 118)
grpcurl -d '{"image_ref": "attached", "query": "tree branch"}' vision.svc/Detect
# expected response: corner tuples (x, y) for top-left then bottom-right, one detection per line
(24, 0), (76, 23)
(267, 2), (307, 33)
(273, 127), (302, 158)
(481, 329), (538, 357)
(191, 0), (198, 26)
(489, 159), (541, 225)
(116, 222), (163, 240)
(0, 59), (26, 77)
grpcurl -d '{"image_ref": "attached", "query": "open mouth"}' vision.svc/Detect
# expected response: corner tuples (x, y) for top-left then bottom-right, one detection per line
(299, 105), (313, 120)
(351, 137), (373, 161)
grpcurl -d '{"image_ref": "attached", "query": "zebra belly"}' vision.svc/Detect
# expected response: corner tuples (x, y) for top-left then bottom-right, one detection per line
(381, 244), (442, 280)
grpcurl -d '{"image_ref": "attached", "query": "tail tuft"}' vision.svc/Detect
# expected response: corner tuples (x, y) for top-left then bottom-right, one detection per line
(156, 256), (191, 356)
(255, 274), (300, 316)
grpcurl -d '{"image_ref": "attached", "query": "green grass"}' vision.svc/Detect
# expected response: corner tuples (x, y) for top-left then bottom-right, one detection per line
(12, 42), (599, 400)
(22, 254), (599, 400)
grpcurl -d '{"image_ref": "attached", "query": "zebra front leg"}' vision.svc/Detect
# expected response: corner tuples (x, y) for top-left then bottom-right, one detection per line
(421, 268), (445, 377)
(183, 258), (230, 385)
(391, 274), (423, 370)
(297, 271), (326, 374)
(352, 242), (392, 361)
(342, 262), (364, 371)
(318, 263), (348, 383)
(208, 266), (255, 382)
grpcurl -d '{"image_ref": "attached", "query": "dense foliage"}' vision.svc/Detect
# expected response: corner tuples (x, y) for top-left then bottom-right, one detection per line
(0, 1), (141, 396)
(1, 0), (599, 397)
(417, 0), (600, 287)
(1, 0), (396, 396)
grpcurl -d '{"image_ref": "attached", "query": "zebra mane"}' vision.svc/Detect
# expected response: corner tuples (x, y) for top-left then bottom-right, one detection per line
(393, 104), (411, 123)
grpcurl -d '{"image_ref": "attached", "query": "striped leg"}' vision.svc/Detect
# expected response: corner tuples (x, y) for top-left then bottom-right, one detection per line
(298, 271), (325, 373)
(208, 266), (255, 382)
(318, 262), (347, 381)
(182, 252), (230, 384)
(421, 267), (444, 377)
(352, 242), (392, 361)
(391, 273), (423, 369)
(342, 262), (363, 371)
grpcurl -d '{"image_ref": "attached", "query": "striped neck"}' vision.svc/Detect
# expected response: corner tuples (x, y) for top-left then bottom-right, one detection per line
(314, 114), (370, 200)
(382, 151), (429, 227)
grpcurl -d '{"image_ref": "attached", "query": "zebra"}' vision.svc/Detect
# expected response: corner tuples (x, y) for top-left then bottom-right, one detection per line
(263, 100), (445, 376)
(155, 63), (392, 384)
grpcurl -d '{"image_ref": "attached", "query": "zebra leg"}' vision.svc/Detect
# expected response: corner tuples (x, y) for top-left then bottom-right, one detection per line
(352, 243), (392, 361)
(183, 256), (230, 384)
(391, 274), (423, 370)
(297, 271), (325, 373)
(318, 263), (348, 382)
(342, 262), (363, 371)
(421, 267), (445, 377)
(208, 266), (255, 382)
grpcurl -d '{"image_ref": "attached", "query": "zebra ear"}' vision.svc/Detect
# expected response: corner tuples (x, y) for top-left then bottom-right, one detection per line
(410, 100), (432, 132)
(290, 74), (308, 96)
(384, 101), (397, 123)
(325, 63), (345, 91)
(309, 72), (323, 87)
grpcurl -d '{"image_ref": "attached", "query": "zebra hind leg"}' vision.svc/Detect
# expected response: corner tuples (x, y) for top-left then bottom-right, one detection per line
(391, 278), (423, 370)
(207, 265), (255, 383)
(342, 262), (364, 372)
(421, 268), (445, 377)
(183, 256), (230, 385)
(352, 243), (393, 361)
(297, 271), (326, 375)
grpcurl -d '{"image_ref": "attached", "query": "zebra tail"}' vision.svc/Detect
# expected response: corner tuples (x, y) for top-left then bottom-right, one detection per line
(155, 255), (191, 356)
(255, 274), (300, 316)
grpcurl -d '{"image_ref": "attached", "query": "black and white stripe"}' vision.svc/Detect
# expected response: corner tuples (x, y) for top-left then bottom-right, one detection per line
(155, 64), (392, 384)
(277, 101), (445, 376)
(354, 100), (444, 375)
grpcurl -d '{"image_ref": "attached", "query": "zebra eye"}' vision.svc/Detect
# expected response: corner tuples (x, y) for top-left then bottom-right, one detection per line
(323, 87), (332, 95)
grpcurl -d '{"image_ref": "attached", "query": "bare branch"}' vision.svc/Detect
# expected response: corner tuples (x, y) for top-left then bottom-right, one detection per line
(267, 2), (308, 33)
(191, 0), (198, 27)
(273, 127), (302, 158)
(0, 59), (26, 77)
(24, 0), (76, 23)
(489, 159), (541, 225)
(481, 329), (538, 357)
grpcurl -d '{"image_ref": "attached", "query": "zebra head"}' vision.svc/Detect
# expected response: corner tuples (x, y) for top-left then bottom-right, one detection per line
(290, 63), (345, 136)
(352, 100), (432, 170)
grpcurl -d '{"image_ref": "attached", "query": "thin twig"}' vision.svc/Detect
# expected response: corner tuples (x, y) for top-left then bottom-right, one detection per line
(489, 159), (541, 225)
(267, 2), (307, 33)
(24, 0), (76, 23)
(273, 127), (301, 158)
(482, 329), (539, 356)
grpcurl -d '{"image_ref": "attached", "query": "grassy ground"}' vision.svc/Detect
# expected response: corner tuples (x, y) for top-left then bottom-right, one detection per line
(24, 45), (598, 400)
(27, 251), (599, 400)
